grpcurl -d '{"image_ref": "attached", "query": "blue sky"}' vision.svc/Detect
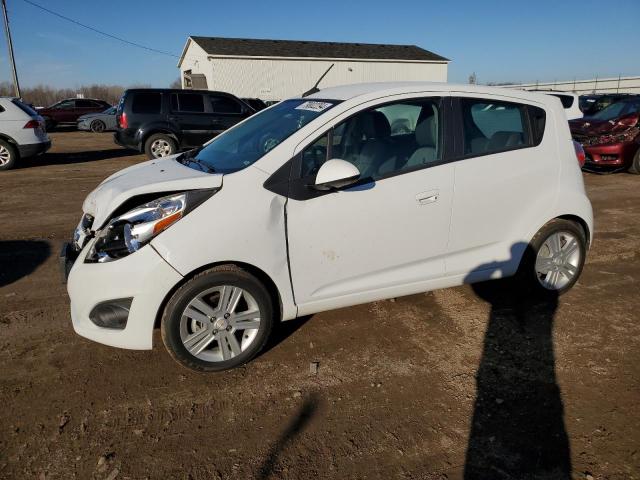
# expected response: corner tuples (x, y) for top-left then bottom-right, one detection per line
(1, 0), (638, 88)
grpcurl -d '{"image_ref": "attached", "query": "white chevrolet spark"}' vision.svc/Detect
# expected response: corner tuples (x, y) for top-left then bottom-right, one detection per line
(63, 83), (593, 372)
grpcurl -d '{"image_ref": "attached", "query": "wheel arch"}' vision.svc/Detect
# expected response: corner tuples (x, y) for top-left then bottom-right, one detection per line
(555, 214), (591, 248)
(138, 128), (180, 151)
(153, 260), (284, 331)
(0, 132), (18, 147)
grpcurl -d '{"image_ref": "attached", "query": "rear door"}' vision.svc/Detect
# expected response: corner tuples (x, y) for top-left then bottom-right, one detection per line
(169, 93), (211, 147)
(208, 94), (249, 138)
(446, 96), (554, 277)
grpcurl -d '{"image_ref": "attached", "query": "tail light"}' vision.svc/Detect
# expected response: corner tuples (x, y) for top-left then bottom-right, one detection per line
(23, 120), (40, 129)
(117, 112), (128, 129)
(573, 140), (586, 167)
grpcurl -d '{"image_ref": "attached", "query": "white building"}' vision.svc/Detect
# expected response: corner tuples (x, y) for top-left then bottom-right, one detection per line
(178, 36), (449, 101)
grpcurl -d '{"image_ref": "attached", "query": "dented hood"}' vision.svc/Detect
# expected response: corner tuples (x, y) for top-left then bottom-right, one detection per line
(83, 155), (223, 228)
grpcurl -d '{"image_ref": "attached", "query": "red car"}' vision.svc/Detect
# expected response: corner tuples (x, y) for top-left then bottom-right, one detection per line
(570, 97), (640, 173)
(37, 98), (111, 131)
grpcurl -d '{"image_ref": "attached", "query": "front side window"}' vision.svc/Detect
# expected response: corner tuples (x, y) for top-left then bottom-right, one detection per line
(56, 100), (75, 109)
(210, 96), (242, 114)
(132, 92), (162, 114)
(461, 99), (527, 156)
(301, 98), (442, 181)
(187, 99), (337, 174)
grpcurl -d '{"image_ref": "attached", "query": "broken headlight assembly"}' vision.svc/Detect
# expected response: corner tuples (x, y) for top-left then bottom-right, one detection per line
(86, 189), (217, 263)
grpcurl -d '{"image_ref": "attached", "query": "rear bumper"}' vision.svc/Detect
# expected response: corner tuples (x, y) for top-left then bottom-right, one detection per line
(583, 142), (638, 169)
(113, 130), (139, 151)
(18, 140), (51, 158)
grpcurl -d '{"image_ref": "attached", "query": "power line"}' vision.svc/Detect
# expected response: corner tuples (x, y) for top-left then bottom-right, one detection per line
(20, 0), (180, 58)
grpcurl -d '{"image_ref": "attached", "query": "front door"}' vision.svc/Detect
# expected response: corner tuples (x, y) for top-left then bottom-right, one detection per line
(286, 96), (455, 315)
(169, 93), (212, 147)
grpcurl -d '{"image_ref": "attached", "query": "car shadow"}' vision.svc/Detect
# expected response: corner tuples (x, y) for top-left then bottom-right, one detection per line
(463, 243), (571, 479)
(256, 392), (320, 479)
(0, 240), (51, 288)
(18, 148), (140, 169)
(258, 314), (314, 358)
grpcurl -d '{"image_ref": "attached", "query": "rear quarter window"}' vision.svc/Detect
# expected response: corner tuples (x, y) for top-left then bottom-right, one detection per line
(131, 92), (162, 114)
(551, 94), (574, 109)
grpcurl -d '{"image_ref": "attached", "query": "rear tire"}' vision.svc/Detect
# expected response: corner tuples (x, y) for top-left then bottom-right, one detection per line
(161, 265), (274, 372)
(43, 117), (56, 131)
(90, 119), (106, 133)
(0, 139), (18, 171)
(516, 218), (587, 296)
(629, 148), (640, 174)
(144, 133), (177, 159)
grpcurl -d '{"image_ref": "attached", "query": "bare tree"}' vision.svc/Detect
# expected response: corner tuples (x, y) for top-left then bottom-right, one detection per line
(468, 72), (477, 85)
(169, 78), (182, 89)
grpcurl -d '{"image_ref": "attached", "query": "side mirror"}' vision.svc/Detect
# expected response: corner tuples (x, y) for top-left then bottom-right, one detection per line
(313, 159), (360, 191)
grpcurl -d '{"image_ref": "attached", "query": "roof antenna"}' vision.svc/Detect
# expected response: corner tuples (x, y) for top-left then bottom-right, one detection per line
(302, 63), (334, 97)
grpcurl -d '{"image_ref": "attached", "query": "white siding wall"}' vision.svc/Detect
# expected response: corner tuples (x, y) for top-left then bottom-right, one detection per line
(179, 43), (448, 101)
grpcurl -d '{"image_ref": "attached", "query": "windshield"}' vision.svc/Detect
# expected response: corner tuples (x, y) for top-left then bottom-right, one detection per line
(103, 106), (116, 114)
(188, 99), (337, 174)
(591, 101), (628, 121)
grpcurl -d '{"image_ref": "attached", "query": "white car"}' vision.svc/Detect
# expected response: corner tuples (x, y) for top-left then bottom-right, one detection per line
(62, 82), (593, 372)
(531, 90), (583, 120)
(0, 97), (51, 170)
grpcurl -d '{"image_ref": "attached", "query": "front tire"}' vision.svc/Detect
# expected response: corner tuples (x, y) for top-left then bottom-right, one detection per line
(161, 266), (274, 372)
(0, 139), (18, 171)
(90, 119), (106, 133)
(144, 133), (177, 159)
(518, 219), (587, 296)
(629, 148), (640, 174)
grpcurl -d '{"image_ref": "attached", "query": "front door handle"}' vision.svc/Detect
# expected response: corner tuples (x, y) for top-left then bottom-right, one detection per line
(416, 190), (439, 205)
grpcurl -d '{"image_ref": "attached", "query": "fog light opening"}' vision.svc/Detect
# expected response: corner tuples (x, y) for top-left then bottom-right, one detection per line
(89, 298), (132, 330)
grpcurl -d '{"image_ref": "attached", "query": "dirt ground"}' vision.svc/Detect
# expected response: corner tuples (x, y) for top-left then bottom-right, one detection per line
(0, 131), (638, 480)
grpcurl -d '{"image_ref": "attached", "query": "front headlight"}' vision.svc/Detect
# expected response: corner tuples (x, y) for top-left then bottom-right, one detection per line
(86, 189), (217, 263)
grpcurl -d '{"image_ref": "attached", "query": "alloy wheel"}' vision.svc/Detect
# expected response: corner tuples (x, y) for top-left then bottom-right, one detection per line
(0, 145), (10, 166)
(179, 285), (262, 362)
(150, 139), (172, 158)
(535, 231), (582, 290)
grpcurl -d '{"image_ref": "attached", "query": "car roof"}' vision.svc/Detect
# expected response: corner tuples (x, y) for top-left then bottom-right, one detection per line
(306, 82), (556, 105)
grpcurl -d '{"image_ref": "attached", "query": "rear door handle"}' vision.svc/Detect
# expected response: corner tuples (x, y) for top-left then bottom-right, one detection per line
(416, 190), (439, 205)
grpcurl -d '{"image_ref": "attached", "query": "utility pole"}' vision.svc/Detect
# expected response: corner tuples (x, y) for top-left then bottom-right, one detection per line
(2, 0), (21, 98)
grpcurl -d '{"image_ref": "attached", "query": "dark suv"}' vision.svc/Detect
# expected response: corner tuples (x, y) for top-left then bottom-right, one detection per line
(38, 98), (111, 130)
(114, 89), (254, 159)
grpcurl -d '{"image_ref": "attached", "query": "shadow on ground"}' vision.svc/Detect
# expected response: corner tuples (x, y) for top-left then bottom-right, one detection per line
(257, 392), (321, 479)
(463, 245), (570, 479)
(0, 240), (51, 287)
(18, 148), (139, 168)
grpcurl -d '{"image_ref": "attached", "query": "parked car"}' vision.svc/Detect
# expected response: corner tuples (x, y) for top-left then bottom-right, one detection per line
(0, 97), (51, 170)
(530, 90), (583, 120)
(62, 83), (593, 372)
(38, 98), (111, 130)
(113, 89), (255, 159)
(241, 98), (268, 112)
(77, 106), (117, 132)
(579, 93), (630, 116)
(570, 96), (640, 173)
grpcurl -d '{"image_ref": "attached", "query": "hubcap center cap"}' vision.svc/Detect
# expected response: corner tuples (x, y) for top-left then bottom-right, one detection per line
(213, 318), (228, 330)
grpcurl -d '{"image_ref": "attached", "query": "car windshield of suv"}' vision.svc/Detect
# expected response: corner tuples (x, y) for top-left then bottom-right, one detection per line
(184, 99), (338, 174)
(103, 107), (115, 114)
(591, 101), (629, 121)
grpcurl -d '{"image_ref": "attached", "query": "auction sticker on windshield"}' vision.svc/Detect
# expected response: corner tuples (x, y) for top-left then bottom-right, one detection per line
(295, 101), (333, 112)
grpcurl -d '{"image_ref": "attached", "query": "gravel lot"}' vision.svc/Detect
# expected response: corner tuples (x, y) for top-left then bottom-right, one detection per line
(0, 131), (638, 479)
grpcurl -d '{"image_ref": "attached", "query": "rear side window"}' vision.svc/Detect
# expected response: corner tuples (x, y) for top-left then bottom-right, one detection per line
(461, 99), (528, 156)
(131, 93), (162, 114)
(551, 94), (574, 109)
(171, 93), (205, 113)
(210, 95), (242, 114)
(528, 105), (546, 146)
(77, 99), (96, 108)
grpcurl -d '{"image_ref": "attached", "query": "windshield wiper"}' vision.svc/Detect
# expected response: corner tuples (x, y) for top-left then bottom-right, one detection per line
(177, 147), (215, 173)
